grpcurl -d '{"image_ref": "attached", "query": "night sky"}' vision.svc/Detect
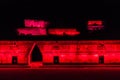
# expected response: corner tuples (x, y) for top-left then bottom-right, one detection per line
(0, 0), (120, 40)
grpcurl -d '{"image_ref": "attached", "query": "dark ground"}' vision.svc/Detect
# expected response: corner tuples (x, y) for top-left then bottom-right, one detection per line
(0, 66), (120, 80)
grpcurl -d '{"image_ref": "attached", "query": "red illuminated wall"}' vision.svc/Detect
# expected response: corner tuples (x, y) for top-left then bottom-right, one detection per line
(0, 40), (120, 65)
(0, 41), (33, 64)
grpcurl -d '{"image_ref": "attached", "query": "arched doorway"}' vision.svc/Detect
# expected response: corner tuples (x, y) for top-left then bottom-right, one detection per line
(31, 45), (42, 62)
(29, 45), (43, 67)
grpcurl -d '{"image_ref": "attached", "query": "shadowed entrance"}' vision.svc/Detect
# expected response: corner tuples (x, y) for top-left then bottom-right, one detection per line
(31, 45), (42, 62)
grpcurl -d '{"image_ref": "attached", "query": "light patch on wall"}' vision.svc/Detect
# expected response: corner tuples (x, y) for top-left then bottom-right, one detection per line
(48, 28), (80, 36)
(17, 19), (49, 36)
(87, 20), (104, 31)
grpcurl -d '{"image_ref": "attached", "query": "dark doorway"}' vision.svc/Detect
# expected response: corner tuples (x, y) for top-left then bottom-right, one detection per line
(31, 45), (42, 62)
(99, 56), (104, 64)
(54, 56), (59, 64)
(12, 56), (18, 64)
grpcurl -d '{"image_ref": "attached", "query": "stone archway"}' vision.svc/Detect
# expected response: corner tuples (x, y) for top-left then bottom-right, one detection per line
(28, 43), (43, 67)
(31, 45), (42, 62)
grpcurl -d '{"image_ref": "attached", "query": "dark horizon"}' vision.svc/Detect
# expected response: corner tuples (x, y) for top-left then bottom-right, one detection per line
(0, 0), (120, 40)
